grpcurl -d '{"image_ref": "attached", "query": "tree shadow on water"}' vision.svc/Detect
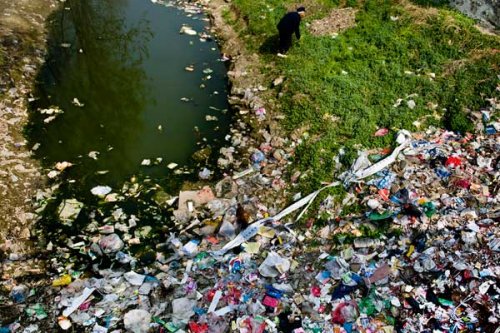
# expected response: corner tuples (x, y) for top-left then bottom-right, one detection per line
(258, 34), (280, 55)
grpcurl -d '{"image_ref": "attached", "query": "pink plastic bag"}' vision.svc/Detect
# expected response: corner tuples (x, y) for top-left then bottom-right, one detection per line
(374, 128), (389, 136)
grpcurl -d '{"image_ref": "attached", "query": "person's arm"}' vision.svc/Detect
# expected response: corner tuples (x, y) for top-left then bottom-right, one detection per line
(295, 25), (301, 40)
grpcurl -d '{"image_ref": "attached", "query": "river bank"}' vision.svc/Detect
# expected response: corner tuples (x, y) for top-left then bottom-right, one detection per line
(0, 0), (295, 326)
(1, 0), (499, 332)
(0, 0), (57, 278)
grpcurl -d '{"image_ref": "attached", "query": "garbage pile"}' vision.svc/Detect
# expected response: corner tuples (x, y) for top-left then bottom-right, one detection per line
(2, 118), (498, 333)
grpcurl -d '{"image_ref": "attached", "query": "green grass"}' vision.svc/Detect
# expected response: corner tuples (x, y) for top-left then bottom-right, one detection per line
(227, 0), (500, 195)
(0, 43), (6, 73)
(232, 0), (337, 39)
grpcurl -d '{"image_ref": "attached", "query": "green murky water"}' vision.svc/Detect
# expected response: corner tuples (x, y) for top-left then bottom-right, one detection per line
(28, 0), (230, 189)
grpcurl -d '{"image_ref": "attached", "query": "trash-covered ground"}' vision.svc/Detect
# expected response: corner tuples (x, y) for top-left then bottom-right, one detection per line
(0, 0), (56, 279)
(2, 99), (498, 332)
(1, 0), (499, 332)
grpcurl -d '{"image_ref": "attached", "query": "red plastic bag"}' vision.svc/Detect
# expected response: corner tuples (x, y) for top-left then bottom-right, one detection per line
(311, 285), (321, 297)
(445, 156), (461, 168)
(189, 322), (208, 333)
(262, 295), (279, 308)
(332, 302), (358, 324)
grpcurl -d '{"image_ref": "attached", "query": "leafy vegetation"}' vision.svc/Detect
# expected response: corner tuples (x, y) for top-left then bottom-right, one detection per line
(0, 47), (4, 67)
(227, 0), (500, 195)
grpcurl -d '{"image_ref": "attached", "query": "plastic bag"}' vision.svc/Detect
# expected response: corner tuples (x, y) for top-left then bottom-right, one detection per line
(123, 309), (151, 333)
(258, 252), (290, 277)
(332, 302), (358, 324)
(98, 234), (124, 254)
(172, 298), (196, 324)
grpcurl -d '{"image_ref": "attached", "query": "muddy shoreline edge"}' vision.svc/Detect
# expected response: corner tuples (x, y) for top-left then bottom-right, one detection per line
(0, 0), (58, 279)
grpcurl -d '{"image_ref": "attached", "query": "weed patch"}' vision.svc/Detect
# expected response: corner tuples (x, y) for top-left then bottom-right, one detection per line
(227, 0), (500, 194)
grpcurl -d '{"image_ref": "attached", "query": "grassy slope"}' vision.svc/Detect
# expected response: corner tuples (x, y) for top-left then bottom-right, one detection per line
(229, 0), (500, 197)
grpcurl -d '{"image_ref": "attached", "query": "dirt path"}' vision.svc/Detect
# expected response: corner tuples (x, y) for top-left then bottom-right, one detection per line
(0, 0), (56, 277)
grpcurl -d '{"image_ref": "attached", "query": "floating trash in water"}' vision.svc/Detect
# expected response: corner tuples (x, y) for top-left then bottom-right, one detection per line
(40, 106), (63, 115)
(205, 115), (218, 121)
(47, 170), (59, 179)
(90, 185), (112, 197)
(88, 151), (99, 160)
(54, 161), (72, 171)
(40, 107), (63, 124)
(71, 98), (84, 107)
(179, 25), (197, 35)
(57, 199), (83, 225)
(141, 159), (151, 166)
(167, 163), (178, 170)
(43, 115), (57, 124)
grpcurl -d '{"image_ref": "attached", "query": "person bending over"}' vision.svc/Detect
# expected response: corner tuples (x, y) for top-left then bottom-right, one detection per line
(277, 6), (306, 57)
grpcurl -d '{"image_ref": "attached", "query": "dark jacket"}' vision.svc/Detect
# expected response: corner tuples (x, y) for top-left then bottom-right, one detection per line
(277, 12), (301, 39)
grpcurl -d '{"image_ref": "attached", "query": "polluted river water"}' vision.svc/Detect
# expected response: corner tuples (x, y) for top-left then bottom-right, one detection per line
(27, 0), (231, 191)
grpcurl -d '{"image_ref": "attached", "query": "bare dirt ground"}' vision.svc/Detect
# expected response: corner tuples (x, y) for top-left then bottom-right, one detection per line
(309, 7), (358, 36)
(0, 0), (56, 277)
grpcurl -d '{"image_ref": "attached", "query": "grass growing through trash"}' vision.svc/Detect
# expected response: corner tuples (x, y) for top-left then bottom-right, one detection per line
(0, 47), (4, 69)
(228, 0), (500, 198)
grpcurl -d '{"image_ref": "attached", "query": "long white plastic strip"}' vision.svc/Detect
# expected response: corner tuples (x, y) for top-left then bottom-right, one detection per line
(207, 290), (223, 313)
(212, 130), (412, 255)
(62, 287), (95, 317)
